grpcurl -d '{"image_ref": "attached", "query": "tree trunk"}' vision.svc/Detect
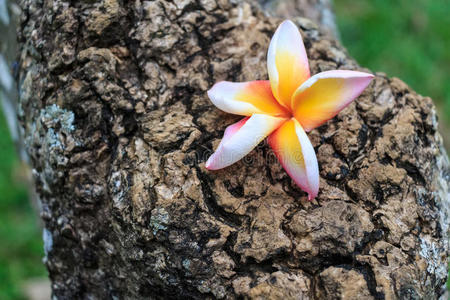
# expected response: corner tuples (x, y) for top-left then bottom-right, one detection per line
(14, 0), (449, 299)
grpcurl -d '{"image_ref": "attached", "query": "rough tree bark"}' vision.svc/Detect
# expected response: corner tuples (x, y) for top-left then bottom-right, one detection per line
(13, 0), (449, 299)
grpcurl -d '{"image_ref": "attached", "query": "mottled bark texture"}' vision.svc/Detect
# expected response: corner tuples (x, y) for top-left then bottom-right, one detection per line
(16, 0), (449, 299)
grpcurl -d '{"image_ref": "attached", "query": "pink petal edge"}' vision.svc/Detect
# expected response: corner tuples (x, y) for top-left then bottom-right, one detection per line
(206, 114), (287, 170)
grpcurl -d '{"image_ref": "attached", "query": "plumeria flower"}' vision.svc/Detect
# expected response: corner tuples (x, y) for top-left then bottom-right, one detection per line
(205, 20), (373, 200)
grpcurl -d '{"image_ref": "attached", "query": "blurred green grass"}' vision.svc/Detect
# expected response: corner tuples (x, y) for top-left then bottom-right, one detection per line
(0, 0), (449, 299)
(0, 103), (46, 300)
(335, 0), (450, 148)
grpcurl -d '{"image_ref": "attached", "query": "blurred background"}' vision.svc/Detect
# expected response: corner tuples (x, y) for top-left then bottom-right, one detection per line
(335, 0), (450, 150)
(0, 0), (448, 299)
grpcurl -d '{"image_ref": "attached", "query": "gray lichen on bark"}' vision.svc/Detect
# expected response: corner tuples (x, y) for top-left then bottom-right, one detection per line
(15, 0), (449, 299)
